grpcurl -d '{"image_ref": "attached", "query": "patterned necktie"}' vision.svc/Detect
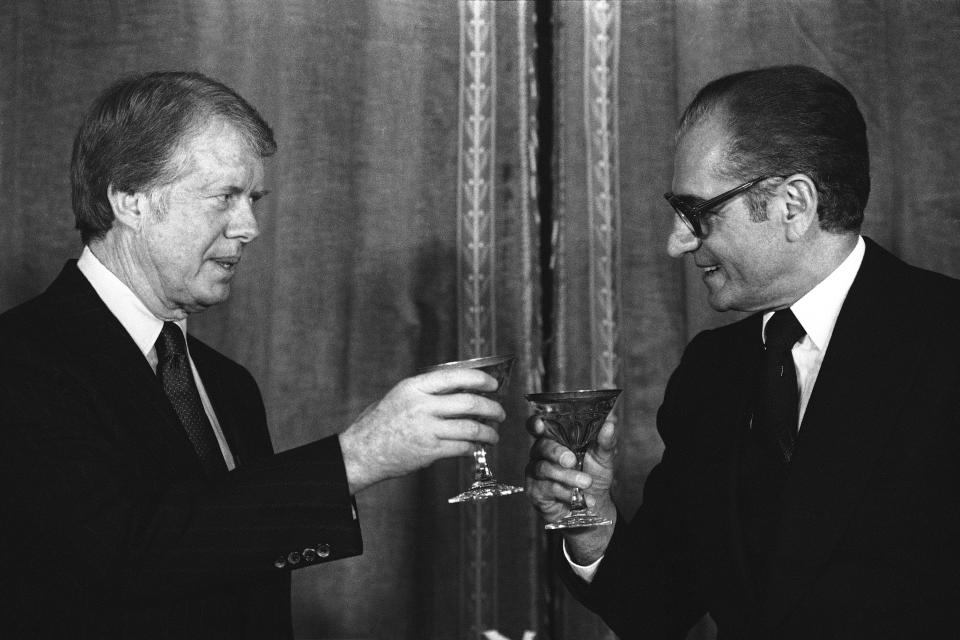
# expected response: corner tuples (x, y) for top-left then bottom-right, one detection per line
(755, 309), (806, 463)
(155, 322), (226, 476)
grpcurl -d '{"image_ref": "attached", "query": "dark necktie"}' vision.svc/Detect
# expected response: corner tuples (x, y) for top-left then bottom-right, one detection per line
(755, 309), (806, 463)
(155, 322), (227, 476)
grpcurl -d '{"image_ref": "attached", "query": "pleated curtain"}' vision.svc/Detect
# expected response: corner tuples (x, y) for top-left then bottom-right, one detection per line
(2, 1), (958, 639)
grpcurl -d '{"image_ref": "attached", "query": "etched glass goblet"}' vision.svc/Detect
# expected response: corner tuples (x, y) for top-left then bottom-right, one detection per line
(525, 388), (621, 529)
(423, 354), (523, 503)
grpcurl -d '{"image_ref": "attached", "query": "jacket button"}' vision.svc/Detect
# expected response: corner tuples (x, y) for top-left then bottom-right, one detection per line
(287, 550), (302, 565)
(302, 548), (317, 562)
(274, 556), (287, 569)
(317, 543), (331, 559)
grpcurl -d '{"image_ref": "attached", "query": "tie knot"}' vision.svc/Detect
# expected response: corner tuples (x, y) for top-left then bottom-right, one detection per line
(764, 309), (805, 351)
(155, 322), (188, 363)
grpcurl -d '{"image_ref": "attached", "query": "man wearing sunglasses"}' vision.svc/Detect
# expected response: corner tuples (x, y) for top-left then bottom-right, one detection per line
(527, 65), (960, 638)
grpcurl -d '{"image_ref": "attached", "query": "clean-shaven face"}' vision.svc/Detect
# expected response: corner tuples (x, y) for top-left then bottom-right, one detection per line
(135, 119), (267, 316)
(666, 117), (792, 313)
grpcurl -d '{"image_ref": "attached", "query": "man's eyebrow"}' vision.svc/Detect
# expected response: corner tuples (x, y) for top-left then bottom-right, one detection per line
(672, 193), (705, 206)
(220, 185), (271, 200)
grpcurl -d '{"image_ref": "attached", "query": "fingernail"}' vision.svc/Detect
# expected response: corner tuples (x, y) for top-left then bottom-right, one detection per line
(560, 452), (575, 467)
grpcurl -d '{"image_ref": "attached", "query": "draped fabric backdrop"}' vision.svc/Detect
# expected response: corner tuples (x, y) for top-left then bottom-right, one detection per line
(1, 1), (958, 639)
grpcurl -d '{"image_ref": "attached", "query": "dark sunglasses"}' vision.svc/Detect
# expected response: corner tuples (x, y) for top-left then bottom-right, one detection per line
(663, 175), (776, 239)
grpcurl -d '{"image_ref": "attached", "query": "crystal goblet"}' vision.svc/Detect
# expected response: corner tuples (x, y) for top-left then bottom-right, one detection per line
(525, 388), (621, 529)
(423, 354), (523, 503)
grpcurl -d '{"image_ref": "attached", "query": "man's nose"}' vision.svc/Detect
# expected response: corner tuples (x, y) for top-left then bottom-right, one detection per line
(666, 215), (701, 258)
(226, 198), (260, 244)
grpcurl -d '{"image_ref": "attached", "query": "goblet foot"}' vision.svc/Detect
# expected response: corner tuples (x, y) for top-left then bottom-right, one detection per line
(448, 480), (524, 504)
(544, 511), (613, 530)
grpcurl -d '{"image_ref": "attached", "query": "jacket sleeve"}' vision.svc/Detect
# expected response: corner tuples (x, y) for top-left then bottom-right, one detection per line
(0, 353), (363, 613)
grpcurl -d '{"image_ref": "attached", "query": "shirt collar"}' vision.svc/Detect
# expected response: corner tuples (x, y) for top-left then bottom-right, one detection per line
(77, 246), (187, 357)
(762, 235), (865, 351)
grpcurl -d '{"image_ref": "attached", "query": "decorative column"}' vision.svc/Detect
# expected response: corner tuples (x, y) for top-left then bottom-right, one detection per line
(459, 0), (498, 361)
(584, 0), (621, 393)
(457, 1), (498, 637)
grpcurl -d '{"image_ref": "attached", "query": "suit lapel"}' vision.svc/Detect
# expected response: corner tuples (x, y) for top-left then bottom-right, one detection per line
(722, 320), (766, 609)
(188, 342), (249, 467)
(691, 318), (765, 611)
(762, 240), (931, 627)
(724, 330), (763, 609)
(46, 262), (206, 472)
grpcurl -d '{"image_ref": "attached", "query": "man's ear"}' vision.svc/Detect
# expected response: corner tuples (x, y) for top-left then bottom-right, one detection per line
(780, 174), (818, 242)
(106, 184), (148, 232)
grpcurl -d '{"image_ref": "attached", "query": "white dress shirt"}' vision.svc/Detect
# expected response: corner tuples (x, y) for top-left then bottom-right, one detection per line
(77, 246), (236, 470)
(566, 236), (867, 581)
(770, 236), (865, 428)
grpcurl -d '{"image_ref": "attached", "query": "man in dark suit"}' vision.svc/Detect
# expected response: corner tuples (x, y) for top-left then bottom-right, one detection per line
(525, 65), (960, 638)
(0, 71), (505, 638)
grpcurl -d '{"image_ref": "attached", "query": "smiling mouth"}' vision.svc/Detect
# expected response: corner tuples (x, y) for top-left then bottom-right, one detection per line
(699, 265), (720, 275)
(212, 257), (240, 272)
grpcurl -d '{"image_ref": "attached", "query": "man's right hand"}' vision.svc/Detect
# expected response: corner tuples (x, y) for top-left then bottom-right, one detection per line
(525, 418), (619, 566)
(338, 368), (505, 495)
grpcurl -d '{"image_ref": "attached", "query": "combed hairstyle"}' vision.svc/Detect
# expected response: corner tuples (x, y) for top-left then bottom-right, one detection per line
(71, 71), (277, 244)
(678, 65), (870, 233)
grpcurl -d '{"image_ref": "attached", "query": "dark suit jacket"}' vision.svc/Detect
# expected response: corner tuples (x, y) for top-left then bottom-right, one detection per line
(0, 261), (363, 639)
(561, 238), (960, 639)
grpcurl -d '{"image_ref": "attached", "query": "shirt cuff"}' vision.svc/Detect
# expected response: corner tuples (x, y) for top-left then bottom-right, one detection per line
(562, 539), (603, 583)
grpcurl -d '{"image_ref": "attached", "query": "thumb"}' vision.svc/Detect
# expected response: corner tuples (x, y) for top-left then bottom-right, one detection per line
(591, 421), (618, 466)
(525, 414), (546, 437)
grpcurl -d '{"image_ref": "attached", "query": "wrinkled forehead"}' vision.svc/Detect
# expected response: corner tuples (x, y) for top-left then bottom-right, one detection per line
(166, 119), (265, 186)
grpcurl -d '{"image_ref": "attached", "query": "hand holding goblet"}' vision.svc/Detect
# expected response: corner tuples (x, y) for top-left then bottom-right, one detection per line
(525, 389), (620, 530)
(339, 366), (504, 496)
(422, 354), (523, 503)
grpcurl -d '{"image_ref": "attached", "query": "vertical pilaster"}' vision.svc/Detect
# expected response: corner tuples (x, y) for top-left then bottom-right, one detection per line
(584, 0), (622, 395)
(457, 2), (498, 636)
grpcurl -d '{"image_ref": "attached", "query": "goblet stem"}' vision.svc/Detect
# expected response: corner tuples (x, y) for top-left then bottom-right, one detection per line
(472, 444), (495, 483)
(448, 443), (523, 503)
(568, 452), (587, 513)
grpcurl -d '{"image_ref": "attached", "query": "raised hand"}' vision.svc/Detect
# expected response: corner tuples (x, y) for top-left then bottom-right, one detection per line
(339, 368), (505, 495)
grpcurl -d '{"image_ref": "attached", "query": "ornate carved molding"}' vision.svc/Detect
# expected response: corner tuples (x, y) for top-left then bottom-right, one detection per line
(583, 0), (621, 392)
(457, 2), (498, 637)
(459, 0), (497, 361)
